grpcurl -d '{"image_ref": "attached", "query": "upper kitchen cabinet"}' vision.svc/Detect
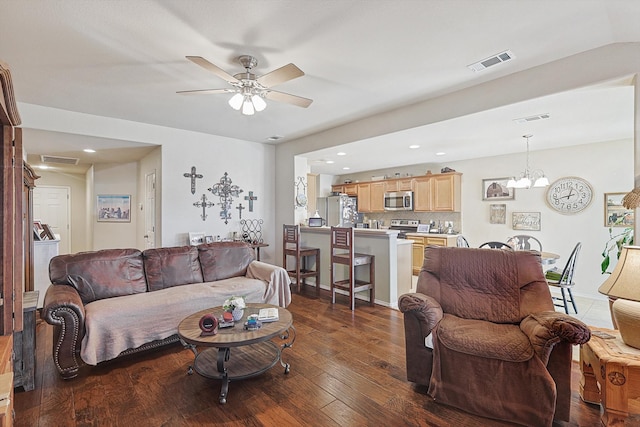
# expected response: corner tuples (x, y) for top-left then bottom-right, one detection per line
(370, 181), (386, 212)
(413, 172), (461, 212)
(357, 183), (371, 212)
(331, 183), (357, 196)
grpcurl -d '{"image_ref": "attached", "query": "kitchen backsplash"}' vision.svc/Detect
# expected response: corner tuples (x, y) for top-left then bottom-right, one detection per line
(360, 211), (462, 233)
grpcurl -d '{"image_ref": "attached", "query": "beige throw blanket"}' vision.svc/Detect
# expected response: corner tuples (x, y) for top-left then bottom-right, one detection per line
(81, 263), (291, 365)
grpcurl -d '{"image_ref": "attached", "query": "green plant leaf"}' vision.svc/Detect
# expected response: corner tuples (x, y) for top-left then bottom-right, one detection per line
(601, 255), (610, 274)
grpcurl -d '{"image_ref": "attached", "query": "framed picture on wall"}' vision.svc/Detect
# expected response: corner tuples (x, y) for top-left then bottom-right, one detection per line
(489, 204), (506, 224)
(605, 192), (634, 227)
(482, 178), (515, 201)
(97, 194), (131, 222)
(512, 212), (541, 231)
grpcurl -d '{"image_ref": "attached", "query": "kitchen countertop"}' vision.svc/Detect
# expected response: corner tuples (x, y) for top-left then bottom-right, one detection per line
(405, 232), (460, 238)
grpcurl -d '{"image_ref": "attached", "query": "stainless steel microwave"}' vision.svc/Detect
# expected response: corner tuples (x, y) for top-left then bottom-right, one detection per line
(384, 191), (413, 211)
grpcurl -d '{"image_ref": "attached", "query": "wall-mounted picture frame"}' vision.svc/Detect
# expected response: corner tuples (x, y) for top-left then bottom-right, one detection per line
(489, 204), (506, 224)
(188, 232), (205, 246)
(97, 194), (131, 222)
(482, 178), (515, 201)
(512, 212), (541, 231)
(605, 192), (634, 227)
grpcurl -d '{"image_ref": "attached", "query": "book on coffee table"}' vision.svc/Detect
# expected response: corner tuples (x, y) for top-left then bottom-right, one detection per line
(258, 308), (279, 322)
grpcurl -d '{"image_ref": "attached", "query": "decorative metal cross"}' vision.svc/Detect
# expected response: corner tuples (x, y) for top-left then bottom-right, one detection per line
(183, 166), (203, 195)
(193, 194), (214, 221)
(236, 203), (245, 219)
(209, 172), (243, 224)
(244, 191), (258, 212)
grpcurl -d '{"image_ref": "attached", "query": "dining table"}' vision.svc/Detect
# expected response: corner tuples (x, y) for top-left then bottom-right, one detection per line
(539, 251), (560, 266)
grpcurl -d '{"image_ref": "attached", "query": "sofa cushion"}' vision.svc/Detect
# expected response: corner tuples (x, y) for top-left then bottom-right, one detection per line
(49, 248), (146, 304)
(143, 245), (203, 291)
(198, 242), (255, 282)
(436, 314), (534, 362)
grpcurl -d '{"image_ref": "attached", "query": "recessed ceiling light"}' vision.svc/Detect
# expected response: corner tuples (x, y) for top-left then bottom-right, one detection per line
(83, 148), (96, 153)
(326, 160), (335, 164)
(342, 167), (350, 170)
(37, 165), (50, 170)
(409, 145), (420, 149)
(266, 135), (283, 141)
(435, 152), (446, 156)
(337, 152), (346, 156)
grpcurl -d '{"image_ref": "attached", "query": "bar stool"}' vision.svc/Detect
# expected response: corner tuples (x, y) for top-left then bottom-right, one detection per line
(283, 224), (320, 295)
(330, 226), (375, 310)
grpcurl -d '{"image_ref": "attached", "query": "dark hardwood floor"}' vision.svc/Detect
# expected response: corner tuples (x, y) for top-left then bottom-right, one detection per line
(15, 288), (609, 426)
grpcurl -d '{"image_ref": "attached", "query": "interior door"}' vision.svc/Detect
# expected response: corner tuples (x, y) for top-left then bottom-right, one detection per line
(33, 186), (71, 254)
(144, 171), (156, 249)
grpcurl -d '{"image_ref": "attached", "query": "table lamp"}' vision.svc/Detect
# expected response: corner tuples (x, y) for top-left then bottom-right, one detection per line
(598, 245), (640, 348)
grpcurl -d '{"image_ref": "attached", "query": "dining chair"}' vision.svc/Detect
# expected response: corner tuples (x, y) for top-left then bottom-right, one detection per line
(507, 235), (542, 251)
(456, 235), (470, 247)
(283, 224), (320, 295)
(330, 226), (375, 310)
(479, 241), (512, 249)
(545, 242), (581, 314)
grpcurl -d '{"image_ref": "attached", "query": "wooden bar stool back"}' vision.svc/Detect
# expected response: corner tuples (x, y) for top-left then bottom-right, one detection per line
(330, 226), (375, 310)
(283, 224), (320, 295)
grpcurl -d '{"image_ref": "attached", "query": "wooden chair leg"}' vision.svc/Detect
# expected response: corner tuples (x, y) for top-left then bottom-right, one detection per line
(315, 251), (321, 298)
(369, 256), (375, 307)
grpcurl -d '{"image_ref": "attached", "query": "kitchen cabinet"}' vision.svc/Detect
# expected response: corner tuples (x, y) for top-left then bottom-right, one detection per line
(397, 179), (413, 191)
(370, 182), (386, 212)
(343, 184), (358, 196)
(331, 184), (344, 194)
(412, 173), (461, 212)
(407, 234), (458, 275)
(357, 183), (371, 212)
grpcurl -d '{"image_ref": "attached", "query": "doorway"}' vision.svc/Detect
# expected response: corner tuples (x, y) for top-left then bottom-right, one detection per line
(144, 171), (156, 249)
(33, 186), (71, 254)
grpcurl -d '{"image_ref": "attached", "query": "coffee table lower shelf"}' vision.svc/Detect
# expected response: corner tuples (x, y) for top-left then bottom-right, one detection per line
(187, 341), (289, 404)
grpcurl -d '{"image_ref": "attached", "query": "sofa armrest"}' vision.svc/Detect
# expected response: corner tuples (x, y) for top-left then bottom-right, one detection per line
(520, 311), (591, 365)
(42, 284), (86, 379)
(246, 261), (292, 308)
(398, 292), (443, 331)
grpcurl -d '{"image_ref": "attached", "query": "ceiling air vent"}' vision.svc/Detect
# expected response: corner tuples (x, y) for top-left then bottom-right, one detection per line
(513, 113), (551, 124)
(467, 50), (515, 72)
(40, 155), (80, 165)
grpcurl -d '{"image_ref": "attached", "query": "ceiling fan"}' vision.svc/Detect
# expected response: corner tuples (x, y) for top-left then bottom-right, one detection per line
(178, 55), (313, 115)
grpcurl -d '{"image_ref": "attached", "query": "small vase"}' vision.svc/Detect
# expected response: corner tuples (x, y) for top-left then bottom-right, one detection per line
(231, 307), (244, 322)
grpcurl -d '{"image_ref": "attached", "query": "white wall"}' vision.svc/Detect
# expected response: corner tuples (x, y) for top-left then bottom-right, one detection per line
(93, 162), (139, 250)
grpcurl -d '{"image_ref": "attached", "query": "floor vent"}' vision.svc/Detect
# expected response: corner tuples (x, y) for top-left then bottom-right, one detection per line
(513, 113), (551, 124)
(467, 50), (515, 72)
(40, 155), (80, 165)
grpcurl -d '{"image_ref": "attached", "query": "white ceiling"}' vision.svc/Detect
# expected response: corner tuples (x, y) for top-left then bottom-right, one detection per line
(1, 1), (639, 175)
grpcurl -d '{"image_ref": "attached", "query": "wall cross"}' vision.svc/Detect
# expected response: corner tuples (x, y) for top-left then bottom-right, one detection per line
(236, 203), (245, 219)
(193, 193), (214, 221)
(183, 166), (203, 195)
(244, 191), (258, 212)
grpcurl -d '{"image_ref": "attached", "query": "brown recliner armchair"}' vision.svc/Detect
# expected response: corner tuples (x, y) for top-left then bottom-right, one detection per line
(399, 246), (591, 427)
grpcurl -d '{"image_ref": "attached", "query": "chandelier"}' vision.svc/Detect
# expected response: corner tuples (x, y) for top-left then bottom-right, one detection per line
(507, 134), (549, 189)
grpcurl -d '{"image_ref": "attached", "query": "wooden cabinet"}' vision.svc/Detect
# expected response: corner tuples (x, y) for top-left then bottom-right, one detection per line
(357, 183), (371, 212)
(370, 182), (386, 212)
(407, 234), (458, 275)
(413, 173), (461, 212)
(331, 184), (344, 194)
(397, 179), (413, 191)
(343, 184), (358, 196)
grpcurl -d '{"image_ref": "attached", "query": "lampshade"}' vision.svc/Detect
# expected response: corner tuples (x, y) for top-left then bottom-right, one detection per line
(228, 93), (244, 110)
(506, 135), (549, 189)
(598, 245), (640, 301)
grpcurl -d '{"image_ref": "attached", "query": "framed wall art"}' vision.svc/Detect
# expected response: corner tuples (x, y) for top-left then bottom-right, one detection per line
(97, 194), (131, 222)
(605, 192), (634, 227)
(489, 204), (506, 224)
(482, 178), (515, 201)
(188, 232), (205, 246)
(512, 212), (541, 231)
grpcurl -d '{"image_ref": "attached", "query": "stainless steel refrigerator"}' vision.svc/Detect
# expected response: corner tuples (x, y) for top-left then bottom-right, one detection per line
(317, 194), (358, 227)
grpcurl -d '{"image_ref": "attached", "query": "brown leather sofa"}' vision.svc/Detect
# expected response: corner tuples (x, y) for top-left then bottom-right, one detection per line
(398, 246), (590, 427)
(43, 242), (291, 379)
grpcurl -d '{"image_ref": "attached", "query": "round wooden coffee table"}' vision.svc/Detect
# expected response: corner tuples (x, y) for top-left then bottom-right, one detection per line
(178, 303), (295, 404)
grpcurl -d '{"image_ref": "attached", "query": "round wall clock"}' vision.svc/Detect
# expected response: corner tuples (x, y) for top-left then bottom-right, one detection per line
(545, 176), (594, 214)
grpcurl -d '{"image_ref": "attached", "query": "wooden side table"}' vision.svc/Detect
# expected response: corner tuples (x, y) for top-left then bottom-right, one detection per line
(580, 327), (640, 426)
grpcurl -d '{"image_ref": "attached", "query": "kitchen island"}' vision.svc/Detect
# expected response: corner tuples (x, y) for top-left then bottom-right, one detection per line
(299, 227), (413, 308)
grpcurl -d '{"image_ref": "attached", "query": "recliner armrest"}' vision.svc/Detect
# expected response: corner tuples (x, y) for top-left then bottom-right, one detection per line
(43, 284), (86, 379)
(520, 311), (591, 364)
(398, 292), (443, 332)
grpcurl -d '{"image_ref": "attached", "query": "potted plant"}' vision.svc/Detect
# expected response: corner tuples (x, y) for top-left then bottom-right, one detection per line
(601, 227), (634, 274)
(223, 296), (246, 321)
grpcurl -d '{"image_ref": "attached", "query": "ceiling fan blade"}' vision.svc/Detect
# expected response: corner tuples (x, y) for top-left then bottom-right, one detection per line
(265, 90), (313, 108)
(257, 63), (304, 88)
(186, 56), (240, 84)
(176, 88), (235, 95)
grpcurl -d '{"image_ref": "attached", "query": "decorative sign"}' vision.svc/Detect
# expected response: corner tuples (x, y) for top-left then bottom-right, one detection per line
(512, 212), (541, 231)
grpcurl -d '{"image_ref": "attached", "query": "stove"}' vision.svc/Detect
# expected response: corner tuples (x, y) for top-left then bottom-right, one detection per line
(389, 219), (419, 238)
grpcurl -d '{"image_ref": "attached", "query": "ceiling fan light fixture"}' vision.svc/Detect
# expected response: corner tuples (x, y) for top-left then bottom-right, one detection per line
(228, 93), (244, 110)
(251, 94), (266, 112)
(242, 97), (255, 115)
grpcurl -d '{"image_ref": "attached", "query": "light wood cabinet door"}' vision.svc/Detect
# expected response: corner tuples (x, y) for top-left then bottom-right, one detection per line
(432, 173), (461, 212)
(397, 179), (413, 191)
(370, 182), (386, 212)
(412, 176), (433, 211)
(412, 241), (425, 275)
(357, 183), (371, 212)
(384, 180), (398, 192)
(343, 184), (358, 196)
(332, 184), (344, 194)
